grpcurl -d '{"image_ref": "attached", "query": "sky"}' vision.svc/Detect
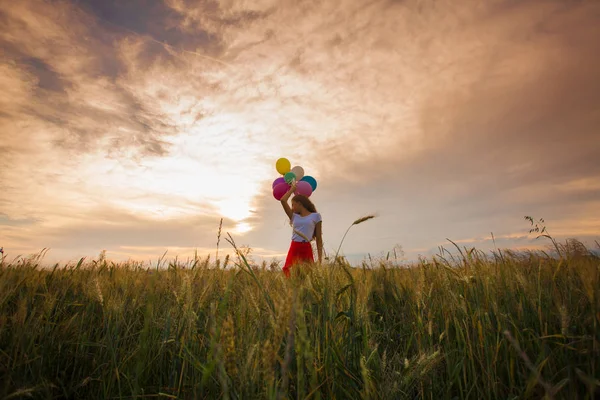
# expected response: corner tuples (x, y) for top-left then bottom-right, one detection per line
(1, 0), (599, 265)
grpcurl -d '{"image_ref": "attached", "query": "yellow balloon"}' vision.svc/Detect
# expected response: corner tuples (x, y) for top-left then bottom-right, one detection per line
(276, 158), (291, 175)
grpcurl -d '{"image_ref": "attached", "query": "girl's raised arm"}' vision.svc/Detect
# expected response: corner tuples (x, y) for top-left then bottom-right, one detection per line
(280, 182), (296, 220)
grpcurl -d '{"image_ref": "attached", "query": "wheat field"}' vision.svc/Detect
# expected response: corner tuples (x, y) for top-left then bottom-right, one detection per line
(0, 237), (599, 399)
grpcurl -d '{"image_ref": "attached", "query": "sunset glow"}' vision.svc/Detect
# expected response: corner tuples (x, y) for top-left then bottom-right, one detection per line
(1, 0), (599, 264)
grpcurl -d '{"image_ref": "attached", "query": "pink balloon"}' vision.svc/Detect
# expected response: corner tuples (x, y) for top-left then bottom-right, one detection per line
(295, 181), (313, 197)
(273, 182), (290, 200)
(272, 177), (285, 189)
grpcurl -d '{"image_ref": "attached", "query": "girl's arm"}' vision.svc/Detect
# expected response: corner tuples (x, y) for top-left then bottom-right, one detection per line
(315, 221), (323, 263)
(280, 182), (296, 220)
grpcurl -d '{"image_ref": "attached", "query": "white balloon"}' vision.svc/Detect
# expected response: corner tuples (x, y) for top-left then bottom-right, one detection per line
(291, 166), (304, 180)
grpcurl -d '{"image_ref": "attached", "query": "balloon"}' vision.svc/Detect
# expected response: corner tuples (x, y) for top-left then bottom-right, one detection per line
(300, 175), (317, 191)
(284, 172), (296, 184)
(276, 158), (291, 175)
(272, 177), (285, 189)
(295, 181), (313, 197)
(291, 166), (304, 180)
(273, 182), (290, 200)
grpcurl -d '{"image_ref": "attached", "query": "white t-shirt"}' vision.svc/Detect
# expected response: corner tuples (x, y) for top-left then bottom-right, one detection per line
(291, 212), (322, 242)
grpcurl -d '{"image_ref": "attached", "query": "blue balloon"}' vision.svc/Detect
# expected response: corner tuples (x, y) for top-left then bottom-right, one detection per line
(301, 175), (317, 191)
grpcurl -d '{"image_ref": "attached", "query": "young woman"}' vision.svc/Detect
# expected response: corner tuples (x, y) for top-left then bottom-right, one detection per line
(280, 181), (323, 277)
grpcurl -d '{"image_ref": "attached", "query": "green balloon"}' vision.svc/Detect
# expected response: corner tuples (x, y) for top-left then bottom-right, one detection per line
(284, 172), (296, 184)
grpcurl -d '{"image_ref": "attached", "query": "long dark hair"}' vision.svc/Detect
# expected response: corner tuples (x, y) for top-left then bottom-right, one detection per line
(291, 195), (318, 240)
(291, 194), (317, 213)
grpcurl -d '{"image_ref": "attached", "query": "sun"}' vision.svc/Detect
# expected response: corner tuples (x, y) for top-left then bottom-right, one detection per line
(75, 111), (277, 235)
(216, 197), (253, 222)
(234, 222), (252, 234)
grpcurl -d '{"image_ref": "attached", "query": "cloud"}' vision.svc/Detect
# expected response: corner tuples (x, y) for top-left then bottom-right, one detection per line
(0, 0), (598, 264)
(0, 213), (41, 227)
(0, 0), (184, 161)
(1, 206), (236, 262)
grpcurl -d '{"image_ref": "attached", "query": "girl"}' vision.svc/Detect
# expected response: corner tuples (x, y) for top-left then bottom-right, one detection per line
(280, 181), (323, 277)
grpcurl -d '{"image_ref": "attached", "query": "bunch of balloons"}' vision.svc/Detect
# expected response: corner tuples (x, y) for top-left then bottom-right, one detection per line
(272, 158), (318, 200)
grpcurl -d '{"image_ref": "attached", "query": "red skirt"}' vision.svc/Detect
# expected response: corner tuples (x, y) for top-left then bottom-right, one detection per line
(283, 241), (314, 277)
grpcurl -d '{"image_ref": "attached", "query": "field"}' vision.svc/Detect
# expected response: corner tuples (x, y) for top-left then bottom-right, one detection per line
(1, 237), (599, 399)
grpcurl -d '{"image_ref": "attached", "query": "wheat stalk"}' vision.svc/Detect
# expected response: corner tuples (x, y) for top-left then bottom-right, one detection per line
(334, 215), (376, 262)
(503, 330), (555, 399)
(94, 277), (104, 306)
(216, 218), (223, 262)
(222, 316), (237, 376)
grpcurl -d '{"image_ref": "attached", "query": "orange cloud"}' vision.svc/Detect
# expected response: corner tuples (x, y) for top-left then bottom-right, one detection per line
(1, 0), (598, 264)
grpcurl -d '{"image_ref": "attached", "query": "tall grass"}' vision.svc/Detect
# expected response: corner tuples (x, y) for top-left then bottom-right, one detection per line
(0, 239), (599, 399)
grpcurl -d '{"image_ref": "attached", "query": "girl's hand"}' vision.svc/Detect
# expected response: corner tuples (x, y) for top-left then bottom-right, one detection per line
(290, 181), (297, 193)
